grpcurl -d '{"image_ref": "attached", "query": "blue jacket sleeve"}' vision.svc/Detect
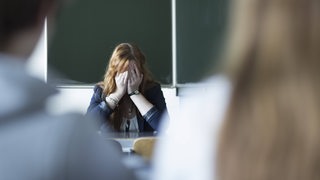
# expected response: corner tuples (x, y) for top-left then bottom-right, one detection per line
(142, 83), (169, 131)
(86, 85), (113, 125)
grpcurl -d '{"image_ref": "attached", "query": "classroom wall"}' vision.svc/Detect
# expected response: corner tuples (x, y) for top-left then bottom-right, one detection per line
(46, 87), (179, 119)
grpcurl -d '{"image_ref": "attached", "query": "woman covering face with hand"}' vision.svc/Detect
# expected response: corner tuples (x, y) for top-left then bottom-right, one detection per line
(86, 43), (168, 133)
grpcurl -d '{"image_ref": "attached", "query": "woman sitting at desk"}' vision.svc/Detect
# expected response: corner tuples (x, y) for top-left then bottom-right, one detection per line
(86, 43), (167, 133)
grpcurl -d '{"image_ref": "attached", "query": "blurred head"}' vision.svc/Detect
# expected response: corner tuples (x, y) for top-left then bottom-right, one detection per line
(223, 0), (320, 78)
(0, 0), (59, 56)
(102, 43), (153, 95)
(217, 0), (320, 180)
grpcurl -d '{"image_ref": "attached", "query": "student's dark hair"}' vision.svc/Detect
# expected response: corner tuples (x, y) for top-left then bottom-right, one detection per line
(0, 0), (56, 46)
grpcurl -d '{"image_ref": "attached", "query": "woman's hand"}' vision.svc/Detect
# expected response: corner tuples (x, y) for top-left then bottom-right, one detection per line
(128, 62), (143, 94)
(113, 71), (128, 99)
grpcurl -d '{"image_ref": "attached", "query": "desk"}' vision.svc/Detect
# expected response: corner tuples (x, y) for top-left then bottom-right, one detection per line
(104, 132), (157, 153)
(103, 132), (156, 180)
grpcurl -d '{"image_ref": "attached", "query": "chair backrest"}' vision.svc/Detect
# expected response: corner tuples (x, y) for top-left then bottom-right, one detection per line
(132, 137), (157, 160)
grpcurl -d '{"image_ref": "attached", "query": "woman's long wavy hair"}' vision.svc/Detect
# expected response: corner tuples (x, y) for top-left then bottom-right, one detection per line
(217, 0), (320, 180)
(98, 43), (155, 131)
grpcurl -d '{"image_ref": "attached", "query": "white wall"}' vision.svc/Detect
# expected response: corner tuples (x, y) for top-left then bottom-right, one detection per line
(46, 87), (179, 118)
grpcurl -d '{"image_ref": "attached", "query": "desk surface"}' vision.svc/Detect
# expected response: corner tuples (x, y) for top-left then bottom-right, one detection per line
(105, 132), (157, 139)
(104, 132), (157, 152)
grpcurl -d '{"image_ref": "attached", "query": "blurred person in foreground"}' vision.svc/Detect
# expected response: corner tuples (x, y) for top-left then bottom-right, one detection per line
(152, 0), (320, 179)
(217, 0), (320, 180)
(0, 0), (136, 179)
(86, 43), (168, 133)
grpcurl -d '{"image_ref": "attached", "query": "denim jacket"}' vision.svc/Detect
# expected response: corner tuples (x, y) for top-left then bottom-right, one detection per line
(86, 82), (168, 132)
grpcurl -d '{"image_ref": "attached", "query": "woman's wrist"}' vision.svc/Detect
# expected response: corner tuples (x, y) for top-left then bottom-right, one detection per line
(128, 90), (140, 96)
(105, 94), (120, 109)
(110, 91), (123, 101)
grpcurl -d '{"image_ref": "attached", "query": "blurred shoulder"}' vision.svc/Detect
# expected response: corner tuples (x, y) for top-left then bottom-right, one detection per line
(152, 75), (231, 180)
(169, 74), (231, 130)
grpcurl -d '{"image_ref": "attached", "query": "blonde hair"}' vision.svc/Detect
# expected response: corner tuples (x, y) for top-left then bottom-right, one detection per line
(217, 0), (320, 180)
(99, 43), (155, 130)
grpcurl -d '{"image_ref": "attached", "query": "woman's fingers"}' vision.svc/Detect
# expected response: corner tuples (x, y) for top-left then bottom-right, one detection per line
(126, 61), (144, 93)
(129, 62), (144, 81)
(116, 71), (128, 85)
(123, 71), (128, 83)
(131, 67), (137, 80)
(133, 63), (140, 75)
(121, 71), (128, 84)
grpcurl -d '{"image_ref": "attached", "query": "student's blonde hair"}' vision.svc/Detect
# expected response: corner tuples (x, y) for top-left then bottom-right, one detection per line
(217, 0), (320, 180)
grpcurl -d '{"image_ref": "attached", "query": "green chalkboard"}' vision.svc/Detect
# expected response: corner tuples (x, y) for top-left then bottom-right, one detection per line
(48, 0), (228, 86)
(176, 0), (228, 84)
(48, 0), (172, 85)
